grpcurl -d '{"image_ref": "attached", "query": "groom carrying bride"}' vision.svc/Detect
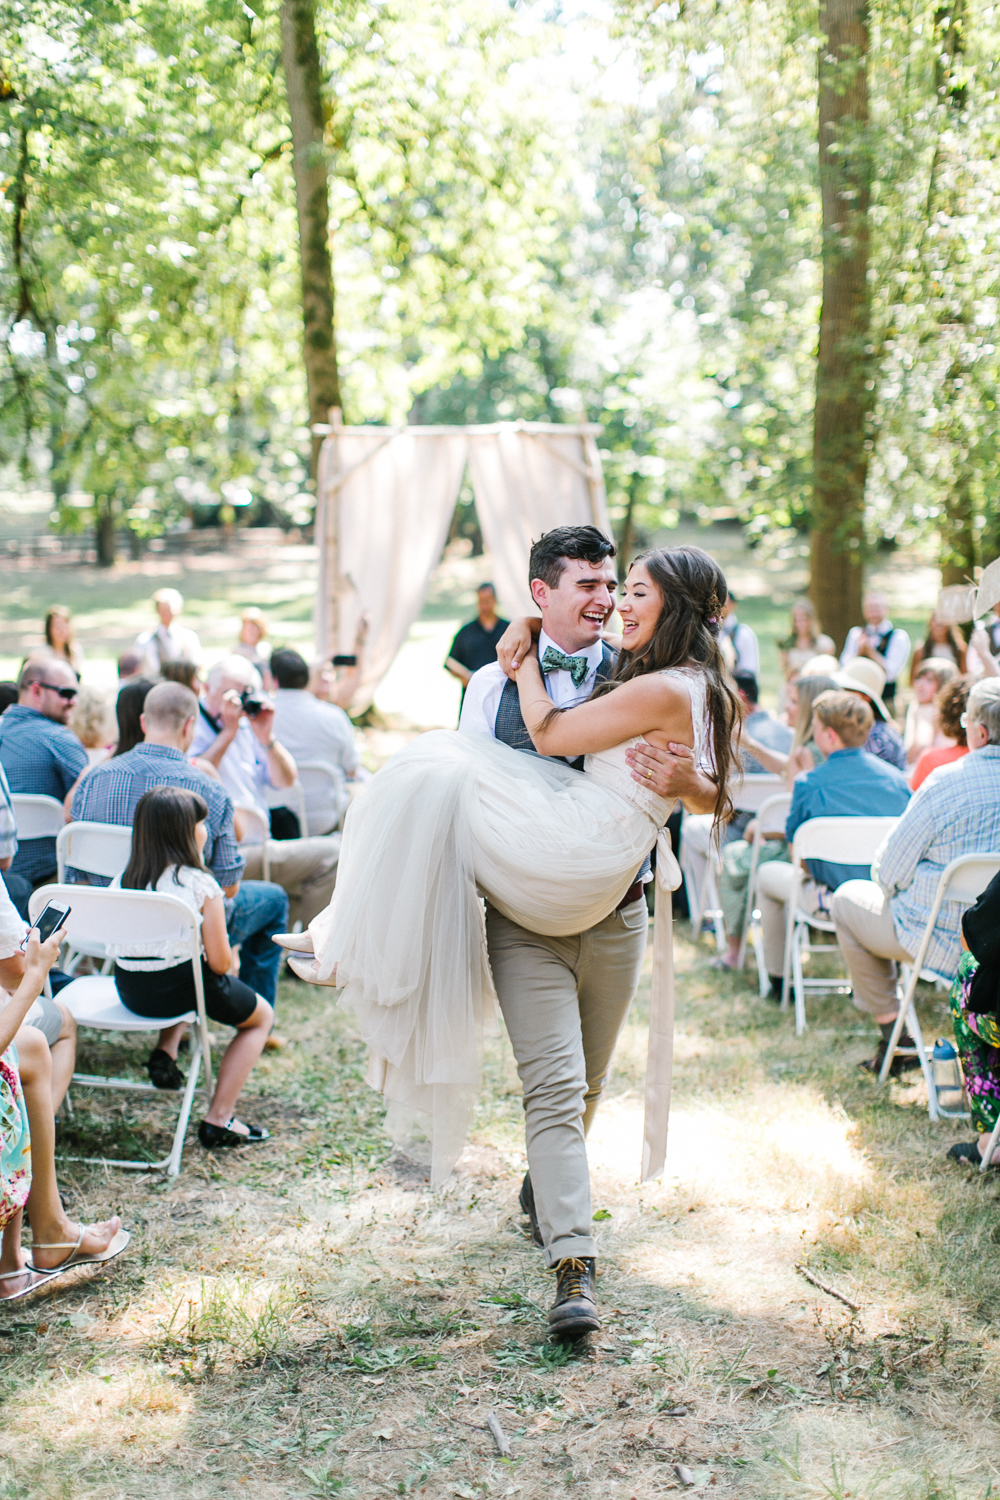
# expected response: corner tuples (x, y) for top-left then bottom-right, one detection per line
(461, 526), (719, 1335)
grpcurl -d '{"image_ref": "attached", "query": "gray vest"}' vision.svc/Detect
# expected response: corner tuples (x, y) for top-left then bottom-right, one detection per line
(493, 644), (615, 767)
(492, 645), (651, 883)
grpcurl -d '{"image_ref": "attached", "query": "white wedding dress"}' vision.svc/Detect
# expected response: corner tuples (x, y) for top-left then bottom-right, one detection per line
(307, 667), (708, 1182)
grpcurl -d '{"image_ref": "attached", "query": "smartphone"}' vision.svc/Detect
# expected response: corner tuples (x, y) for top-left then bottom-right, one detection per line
(21, 900), (71, 949)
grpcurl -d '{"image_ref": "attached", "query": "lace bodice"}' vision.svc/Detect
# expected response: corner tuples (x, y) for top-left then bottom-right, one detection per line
(583, 666), (710, 826)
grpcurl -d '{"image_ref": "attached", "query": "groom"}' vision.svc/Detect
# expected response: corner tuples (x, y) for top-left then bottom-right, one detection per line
(460, 525), (717, 1336)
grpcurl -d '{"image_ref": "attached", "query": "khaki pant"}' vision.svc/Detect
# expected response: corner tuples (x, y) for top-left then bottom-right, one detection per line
(486, 899), (648, 1266)
(242, 834), (340, 929)
(831, 879), (914, 1017)
(757, 859), (795, 978)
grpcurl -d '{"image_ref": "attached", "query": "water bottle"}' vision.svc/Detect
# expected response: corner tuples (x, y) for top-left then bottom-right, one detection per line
(932, 1038), (965, 1113)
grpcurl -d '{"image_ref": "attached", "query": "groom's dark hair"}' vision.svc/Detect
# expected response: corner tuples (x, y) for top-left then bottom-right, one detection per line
(529, 526), (616, 589)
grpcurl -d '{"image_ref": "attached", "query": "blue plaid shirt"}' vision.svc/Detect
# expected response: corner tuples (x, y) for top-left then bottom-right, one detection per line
(0, 703), (88, 881)
(873, 745), (1000, 976)
(70, 743), (245, 888)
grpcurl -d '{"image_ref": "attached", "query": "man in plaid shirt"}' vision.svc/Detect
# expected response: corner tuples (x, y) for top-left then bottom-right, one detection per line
(833, 679), (1000, 1076)
(0, 659), (87, 892)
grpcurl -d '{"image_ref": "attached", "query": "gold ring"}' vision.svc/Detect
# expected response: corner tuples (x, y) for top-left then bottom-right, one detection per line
(646, 768), (653, 780)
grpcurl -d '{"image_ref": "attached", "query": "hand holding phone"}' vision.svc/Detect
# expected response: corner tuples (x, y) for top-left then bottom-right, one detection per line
(21, 900), (71, 950)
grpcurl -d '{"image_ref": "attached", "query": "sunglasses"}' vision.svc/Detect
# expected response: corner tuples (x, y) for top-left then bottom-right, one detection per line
(37, 682), (78, 701)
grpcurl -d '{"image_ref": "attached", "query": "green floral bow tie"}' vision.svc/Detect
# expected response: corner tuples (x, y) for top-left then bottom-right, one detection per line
(540, 645), (590, 687)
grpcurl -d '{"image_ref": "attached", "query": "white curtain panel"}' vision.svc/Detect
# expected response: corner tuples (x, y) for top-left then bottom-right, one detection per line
(466, 426), (611, 618)
(316, 429), (469, 710)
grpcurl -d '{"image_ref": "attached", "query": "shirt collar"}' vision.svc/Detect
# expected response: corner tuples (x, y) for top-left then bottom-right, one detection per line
(828, 747), (863, 759)
(866, 618), (893, 632)
(537, 629), (604, 675)
(4, 703), (43, 721)
(134, 742), (184, 760)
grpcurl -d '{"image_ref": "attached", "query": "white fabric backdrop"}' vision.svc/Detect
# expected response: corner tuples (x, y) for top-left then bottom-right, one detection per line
(314, 423), (610, 708)
(316, 430), (468, 710)
(465, 427), (608, 617)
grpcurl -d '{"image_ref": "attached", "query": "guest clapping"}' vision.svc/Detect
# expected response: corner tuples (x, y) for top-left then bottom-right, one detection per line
(903, 660), (957, 766)
(910, 675), (970, 790)
(910, 614), (967, 679)
(840, 591), (911, 715)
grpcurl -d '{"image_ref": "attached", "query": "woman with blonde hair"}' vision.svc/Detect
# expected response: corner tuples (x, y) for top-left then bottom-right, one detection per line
(70, 685), (113, 766)
(777, 599), (834, 709)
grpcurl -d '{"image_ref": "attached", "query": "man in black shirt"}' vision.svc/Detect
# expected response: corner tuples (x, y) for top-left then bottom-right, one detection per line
(444, 583), (510, 713)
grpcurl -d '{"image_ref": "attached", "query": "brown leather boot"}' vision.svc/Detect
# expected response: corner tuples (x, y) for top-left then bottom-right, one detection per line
(548, 1257), (599, 1337)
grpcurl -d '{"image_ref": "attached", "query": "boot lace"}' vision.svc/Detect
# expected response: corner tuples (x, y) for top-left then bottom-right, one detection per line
(555, 1258), (590, 1298)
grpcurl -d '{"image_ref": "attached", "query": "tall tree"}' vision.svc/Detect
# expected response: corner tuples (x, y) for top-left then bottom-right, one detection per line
(810, 0), (871, 646)
(280, 0), (341, 476)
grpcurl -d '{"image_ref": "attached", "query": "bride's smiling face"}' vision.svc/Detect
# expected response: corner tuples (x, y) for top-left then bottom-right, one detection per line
(618, 562), (663, 653)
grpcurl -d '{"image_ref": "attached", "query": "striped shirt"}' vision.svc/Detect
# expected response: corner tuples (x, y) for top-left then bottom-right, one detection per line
(0, 704), (88, 881)
(70, 743), (245, 888)
(873, 745), (1000, 975)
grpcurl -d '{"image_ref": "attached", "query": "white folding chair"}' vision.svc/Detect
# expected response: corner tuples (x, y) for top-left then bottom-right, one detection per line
(235, 804), (273, 881)
(295, 759), (348, 836)
(11, 793), (65, 841)
(54, 821), (134, 973)
(739, 791), (794, 990)
(30, 883), (213, 1176)
(878, 852), (1000, 1134)
(781, 817), (901, 1036)
(687, 775), (784, 952)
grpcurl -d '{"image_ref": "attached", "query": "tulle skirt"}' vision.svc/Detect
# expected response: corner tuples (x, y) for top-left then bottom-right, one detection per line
(308, 730), (656, 1181)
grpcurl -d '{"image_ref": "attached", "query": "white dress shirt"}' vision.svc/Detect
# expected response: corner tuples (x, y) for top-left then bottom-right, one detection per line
(840, 620), (912, 683)
(190, 709), (271, 838)
(722, 617), (760, 676)
(459, 630), (606, 739)
(272, 688), (356, 834)
(134, 621), (203, 676)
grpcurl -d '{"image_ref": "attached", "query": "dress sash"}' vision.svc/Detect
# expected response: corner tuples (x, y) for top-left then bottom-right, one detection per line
(641, 827), (681, 1182)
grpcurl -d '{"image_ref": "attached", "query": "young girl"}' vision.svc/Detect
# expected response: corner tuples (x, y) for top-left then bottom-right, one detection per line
(112, 785), (273, 1149)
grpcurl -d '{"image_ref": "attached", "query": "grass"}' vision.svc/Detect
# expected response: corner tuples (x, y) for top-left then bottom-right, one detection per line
(4, 923), (1000, 1499)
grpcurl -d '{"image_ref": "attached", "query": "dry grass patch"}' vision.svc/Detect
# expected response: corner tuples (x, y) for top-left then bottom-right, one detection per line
(3, 927), (1000, 1498)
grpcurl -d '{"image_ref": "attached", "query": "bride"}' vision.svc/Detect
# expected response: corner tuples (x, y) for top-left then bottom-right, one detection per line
(286, 545), (738, 1179)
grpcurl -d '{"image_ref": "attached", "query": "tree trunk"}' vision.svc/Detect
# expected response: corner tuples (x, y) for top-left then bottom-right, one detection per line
(618, 473), (640, 581)
(95, 499), (115, 567)
(809, 0), (872, 649)
(280, 0), (341, 479)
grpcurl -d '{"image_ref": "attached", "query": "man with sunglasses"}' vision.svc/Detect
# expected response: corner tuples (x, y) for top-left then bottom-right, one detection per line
(0, 659), (87, 901)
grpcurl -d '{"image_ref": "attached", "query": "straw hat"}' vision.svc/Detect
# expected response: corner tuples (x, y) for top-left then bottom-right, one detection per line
(801, 653), (840, 677)
(834, 657), (890, 721)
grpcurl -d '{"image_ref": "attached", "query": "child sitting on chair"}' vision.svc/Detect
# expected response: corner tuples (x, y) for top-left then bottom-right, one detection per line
(112, 785), (273, 1149)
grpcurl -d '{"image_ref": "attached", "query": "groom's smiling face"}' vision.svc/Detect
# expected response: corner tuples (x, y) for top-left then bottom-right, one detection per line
(530, 556), (618, 654)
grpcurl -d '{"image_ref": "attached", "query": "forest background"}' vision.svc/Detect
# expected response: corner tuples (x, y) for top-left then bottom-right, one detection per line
(2, 0), (1000, 644)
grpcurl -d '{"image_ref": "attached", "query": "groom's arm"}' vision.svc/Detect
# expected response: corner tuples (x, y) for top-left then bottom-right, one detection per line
(626, 741), (718, 815)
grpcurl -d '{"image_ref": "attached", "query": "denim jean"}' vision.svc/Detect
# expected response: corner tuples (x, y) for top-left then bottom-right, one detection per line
(225, 880), (288, 1005)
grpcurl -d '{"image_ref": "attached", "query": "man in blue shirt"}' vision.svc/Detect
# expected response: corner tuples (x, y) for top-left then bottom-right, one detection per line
(754, 690), (911, 1000)
(0, 658), (88, 890)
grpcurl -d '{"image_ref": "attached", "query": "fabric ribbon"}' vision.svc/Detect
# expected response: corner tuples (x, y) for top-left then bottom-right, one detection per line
(540, 645), (590, 687)
(641, 826), (681, 1183)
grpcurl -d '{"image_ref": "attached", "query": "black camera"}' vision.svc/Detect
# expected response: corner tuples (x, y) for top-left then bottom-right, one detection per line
(240, 688), (267, 719)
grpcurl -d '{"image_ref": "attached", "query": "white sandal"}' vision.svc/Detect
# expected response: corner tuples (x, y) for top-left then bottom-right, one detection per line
(28, 1224), (130, 1275)
(0, 1265), (50, 1302)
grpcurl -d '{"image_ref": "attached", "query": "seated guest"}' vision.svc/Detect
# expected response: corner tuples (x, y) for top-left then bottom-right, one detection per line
(190, 657), (340, 929)
(734, 671), (794, 773)
(112, 787), (273, 1149)
(308, 614), (369, 710)
(0, 660), (86, 889)
(71, 684), (113, 768)
(116, 649), (145, 692)
(946, 868), (1000, 1168)
(271, 648), (357, 834)
(751, 691), (911, 999)
(160, 659), (200, 692)
(69, 683), (288, 1049)
(1, 924), (125, 1300)
(834, 659), (907, 771)
(840, 590), (911, 715)
(832, 679), (1000, 1076)
(903, 659), (957, 766)
(698, 673), (835, 956)
(113, 678), (155, 759)
(0, 875), (76, 1111)
(134, 588), (202, 678)
(910, 675), (970, 790)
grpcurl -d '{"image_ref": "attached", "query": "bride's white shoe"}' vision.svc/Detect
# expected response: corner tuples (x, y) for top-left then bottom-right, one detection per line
(287, 955), (339, 987)
(271, 932), (315, 953)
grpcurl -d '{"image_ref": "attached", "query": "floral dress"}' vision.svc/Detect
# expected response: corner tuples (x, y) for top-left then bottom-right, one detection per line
(0, 1044), (31, 1229)
(950, 952), (1000, 1134)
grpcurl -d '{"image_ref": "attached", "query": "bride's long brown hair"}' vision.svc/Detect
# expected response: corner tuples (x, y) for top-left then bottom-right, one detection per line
(594, 545), (741, 827)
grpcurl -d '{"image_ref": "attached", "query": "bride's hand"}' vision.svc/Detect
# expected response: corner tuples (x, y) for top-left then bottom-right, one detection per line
(496, 616), (542, 678)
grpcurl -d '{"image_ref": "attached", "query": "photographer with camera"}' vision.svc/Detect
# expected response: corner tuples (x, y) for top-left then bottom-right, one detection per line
(191, 658), (340, 932)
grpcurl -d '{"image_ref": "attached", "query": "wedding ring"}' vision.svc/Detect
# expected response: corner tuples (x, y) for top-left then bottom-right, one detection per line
(646, 768), (653, 780)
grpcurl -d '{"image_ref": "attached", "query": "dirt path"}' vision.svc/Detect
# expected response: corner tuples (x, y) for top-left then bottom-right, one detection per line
(4, 924), (999, 1500)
